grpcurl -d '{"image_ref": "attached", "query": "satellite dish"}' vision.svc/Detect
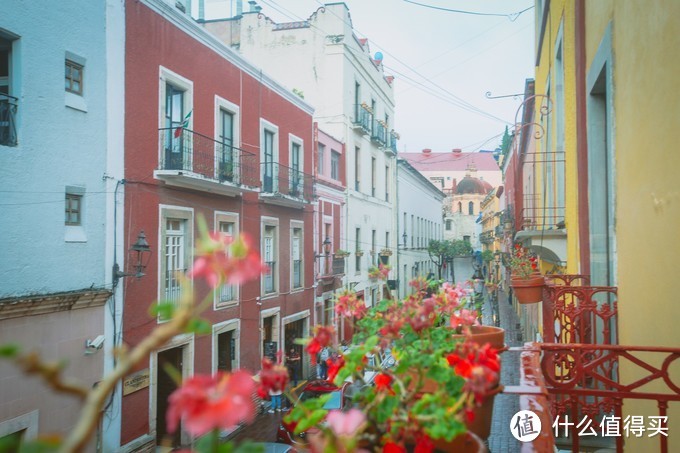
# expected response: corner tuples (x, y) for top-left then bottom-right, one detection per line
(374, 51), (383, 63)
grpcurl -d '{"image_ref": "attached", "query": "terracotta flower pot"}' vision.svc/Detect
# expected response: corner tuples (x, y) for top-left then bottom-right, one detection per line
(510, 274), (545, 304)
(452, 325), (506, 350)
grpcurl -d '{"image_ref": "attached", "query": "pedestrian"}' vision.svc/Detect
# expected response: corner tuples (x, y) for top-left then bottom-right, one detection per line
(268, 386), (282, 413)
(319, 346), (330, 379)
(286, 348), (301, 386)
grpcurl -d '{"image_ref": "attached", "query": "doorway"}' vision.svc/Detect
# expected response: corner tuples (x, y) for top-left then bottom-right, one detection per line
(156, 347), (183, 448)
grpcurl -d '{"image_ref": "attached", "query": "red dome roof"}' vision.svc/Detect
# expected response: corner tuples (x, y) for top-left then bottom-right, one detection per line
(456, 175), (492, 195)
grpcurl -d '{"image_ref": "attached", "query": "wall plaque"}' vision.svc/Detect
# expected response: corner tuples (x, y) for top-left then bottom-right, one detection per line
(123, 368), (150, 396)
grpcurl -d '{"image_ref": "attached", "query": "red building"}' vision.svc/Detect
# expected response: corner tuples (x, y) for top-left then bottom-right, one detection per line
(121, 0), (315, 449)
(312, 125), (346, 341)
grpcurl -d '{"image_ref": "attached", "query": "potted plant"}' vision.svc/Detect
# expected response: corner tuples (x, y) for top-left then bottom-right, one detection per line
(355, 249), (364, 257)
(379, 248), (393, 257)
(509, 244), (545, 304)
(334, 249), (350, 258)
(368, 263), (390, 281)
(287, 280), (500, 451)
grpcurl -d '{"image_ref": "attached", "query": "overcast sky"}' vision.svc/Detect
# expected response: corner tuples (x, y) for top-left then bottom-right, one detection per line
(200, 0), (535, 153)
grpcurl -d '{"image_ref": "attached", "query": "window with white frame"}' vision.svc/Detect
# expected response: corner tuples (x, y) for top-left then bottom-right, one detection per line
(218, 109), (235, 181)
(318, 143), (325, 175)
(160, 68), (193, 172)
(290, 138), (302, 197)
(216, 213), (238, 307)
(261, 120), (278, 194)
(331, 150), (340, 180)
(291, 226), (303, 289)
(263, 223), (278, 294)
(160, 208), (192, 314)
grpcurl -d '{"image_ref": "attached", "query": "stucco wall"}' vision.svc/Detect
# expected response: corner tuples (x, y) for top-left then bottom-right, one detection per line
(0, 307), (104, 449)
(0, 1), (110, 295)
(584, 1), (680, 449)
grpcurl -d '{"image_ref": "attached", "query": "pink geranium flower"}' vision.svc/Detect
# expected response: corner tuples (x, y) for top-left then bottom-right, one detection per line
(327, 409), (366, 437)
(166, 371), (256, 436)
(189, 232), (268, 288)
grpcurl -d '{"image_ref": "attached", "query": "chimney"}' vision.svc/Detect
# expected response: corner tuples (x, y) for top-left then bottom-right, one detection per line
(248, 1), (257, 12)
(452, 148), (462, 153)
(236, 0), (243, 16)
(422, 148), (432, 154)
(197, 0), (204, 20)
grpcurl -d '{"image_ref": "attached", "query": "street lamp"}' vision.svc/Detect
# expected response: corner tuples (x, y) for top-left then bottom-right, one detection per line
(323, 237), (332, 255)
(113, 230), (151, 287)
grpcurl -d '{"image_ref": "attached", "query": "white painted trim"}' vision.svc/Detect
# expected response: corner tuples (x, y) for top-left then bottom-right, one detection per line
(0, 410), (38, 442)
(282, 309), (310, 325)
(148, 333), (194, 446)
(212, 319), (241, 373)
(214, 210), (240, 309)
(288, 133), (304, 173)
(214, 95), (241, 180)
(290, 219), (304, 291)
(159, 66), (194, 168)
(141, 0), (314, 115)
(157, 205), (194, 309)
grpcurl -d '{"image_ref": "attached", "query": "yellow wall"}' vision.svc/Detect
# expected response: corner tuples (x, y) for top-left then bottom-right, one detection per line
(533, 0), (579, 274)
(584, 1), (680, 449)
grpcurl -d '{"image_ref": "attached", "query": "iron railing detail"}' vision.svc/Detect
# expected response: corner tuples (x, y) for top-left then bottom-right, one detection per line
(158, 127), (259, 187)
(352, 104), (372, 134)
(260, 162), (314, 202)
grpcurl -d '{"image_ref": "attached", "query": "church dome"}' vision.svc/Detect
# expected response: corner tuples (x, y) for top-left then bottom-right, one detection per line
(456, 164), (493, 195)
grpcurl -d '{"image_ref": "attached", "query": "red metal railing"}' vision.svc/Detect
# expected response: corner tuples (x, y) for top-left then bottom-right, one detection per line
(504, 275), (680, 452)
(508, 343), (680, 453)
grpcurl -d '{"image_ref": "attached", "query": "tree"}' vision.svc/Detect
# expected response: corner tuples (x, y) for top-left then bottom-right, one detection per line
(427, 239), (473, 281)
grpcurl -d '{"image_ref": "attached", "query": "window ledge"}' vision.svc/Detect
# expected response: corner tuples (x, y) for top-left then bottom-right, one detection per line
(215, 301), (239, 310)
(65, 225), (87, 243)
(65, 92), (87, 112)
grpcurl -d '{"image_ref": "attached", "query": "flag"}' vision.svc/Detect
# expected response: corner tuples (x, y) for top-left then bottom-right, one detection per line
(475, 212), (483, 223)
(174, 110), (192, 138)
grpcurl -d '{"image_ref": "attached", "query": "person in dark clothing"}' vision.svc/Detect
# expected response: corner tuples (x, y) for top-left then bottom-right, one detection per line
(286, 348), (301, 386)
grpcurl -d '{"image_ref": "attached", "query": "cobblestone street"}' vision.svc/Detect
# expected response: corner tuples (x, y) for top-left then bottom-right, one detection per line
(483, 289), (522, 453)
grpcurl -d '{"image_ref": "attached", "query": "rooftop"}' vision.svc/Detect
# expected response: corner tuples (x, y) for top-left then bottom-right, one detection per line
(400, 149), (501, 172)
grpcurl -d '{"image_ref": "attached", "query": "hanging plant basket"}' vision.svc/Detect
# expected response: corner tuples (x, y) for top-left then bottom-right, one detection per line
(510, 274), (545, 304)
(355, 251), (364, 257)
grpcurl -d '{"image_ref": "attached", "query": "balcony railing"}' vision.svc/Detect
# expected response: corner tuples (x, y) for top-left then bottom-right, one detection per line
(261, 162), (314, 202)
(0, 93), (18, 147)
(389, 132), (398, 153)
(371, 120), (387, 147)
(480, 230), (495, 244)
(352, 104), (372, 134)
(503, 275), (669, 453)
(521, 205), (566, 230)
(158, 127), (259, 187)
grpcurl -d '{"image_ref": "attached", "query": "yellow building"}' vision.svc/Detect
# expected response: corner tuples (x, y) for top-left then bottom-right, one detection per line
(521, 1), (680, 450)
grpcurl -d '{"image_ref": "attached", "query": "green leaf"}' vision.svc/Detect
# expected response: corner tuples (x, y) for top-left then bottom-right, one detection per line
(186, 318), (212, 335)
(162, 362), (183, 387)
(149, 301), (176, 320)
(294, 409), (328, 433)
(0, 343), (20, 358)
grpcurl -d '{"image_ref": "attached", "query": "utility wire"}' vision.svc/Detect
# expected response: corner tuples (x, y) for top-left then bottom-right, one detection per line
(402, 0), (534, 21)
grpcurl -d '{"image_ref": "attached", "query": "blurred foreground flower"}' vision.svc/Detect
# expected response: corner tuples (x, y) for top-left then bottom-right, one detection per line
(166, 371), (256, 436)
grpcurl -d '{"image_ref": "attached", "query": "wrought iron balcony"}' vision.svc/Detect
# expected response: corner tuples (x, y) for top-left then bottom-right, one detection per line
(156, 128), (259, 195)
(371, 120), (387, 147)
(480, 230), (495, 244)
(260, 162), (314, 206)
(389, 132), (398, 153)
(503, 276), (680, 452)
(352, 104), (372, 135)
(0, 93), (18, 147)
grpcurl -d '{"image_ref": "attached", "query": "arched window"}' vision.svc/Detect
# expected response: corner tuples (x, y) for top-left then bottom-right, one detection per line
(468, 201), (474, 215)
(458, 202), (462, 212)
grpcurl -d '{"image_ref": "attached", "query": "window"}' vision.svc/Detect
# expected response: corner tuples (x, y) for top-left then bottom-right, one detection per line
(354, 147), (361, 191)
(371, 230), (376, 265)
(468, 202), (474, 215)
(371, 157), (376, 197)
(290, 139), (302, 197)
(463, 235), (470, 244)
(384, 165), (390, 201)
(0, 36), (17, 147)
(411, 215), (414, 248)
(65, 193), (82, 226)
(65, 60), (83, 95)
(216, 329), (236, 372)
(458, 202), (462, 213)
(355, 228), (361, 272)
(331, 150), (340, 180)
(292, 226), (303, 289)
(263, 224), (277, 294)
(218, 108), (235, 181)
(162, 216), (191, 308)
(263, 129), (275, 193)
(354, 81), (361, 120)
(216, 214), (238, 307)
(318, 143), (325, 175)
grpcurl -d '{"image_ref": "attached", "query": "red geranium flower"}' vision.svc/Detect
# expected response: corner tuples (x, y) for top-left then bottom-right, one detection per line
(166, 371), (255, 436)
(259, 357), (289, 394)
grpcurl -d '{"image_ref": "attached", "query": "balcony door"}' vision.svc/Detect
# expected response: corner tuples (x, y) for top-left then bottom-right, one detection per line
(290, 142), (301, 197)
(263, 130), (274, 193)
(164, 83), (185, 170)
(218, 109), (234, 182)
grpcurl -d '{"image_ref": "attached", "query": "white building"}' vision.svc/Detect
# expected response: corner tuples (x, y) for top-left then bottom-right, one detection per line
(396, 160), (445, 298)
(0, 1), (125, 450)
(203, 2), (399, 308)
